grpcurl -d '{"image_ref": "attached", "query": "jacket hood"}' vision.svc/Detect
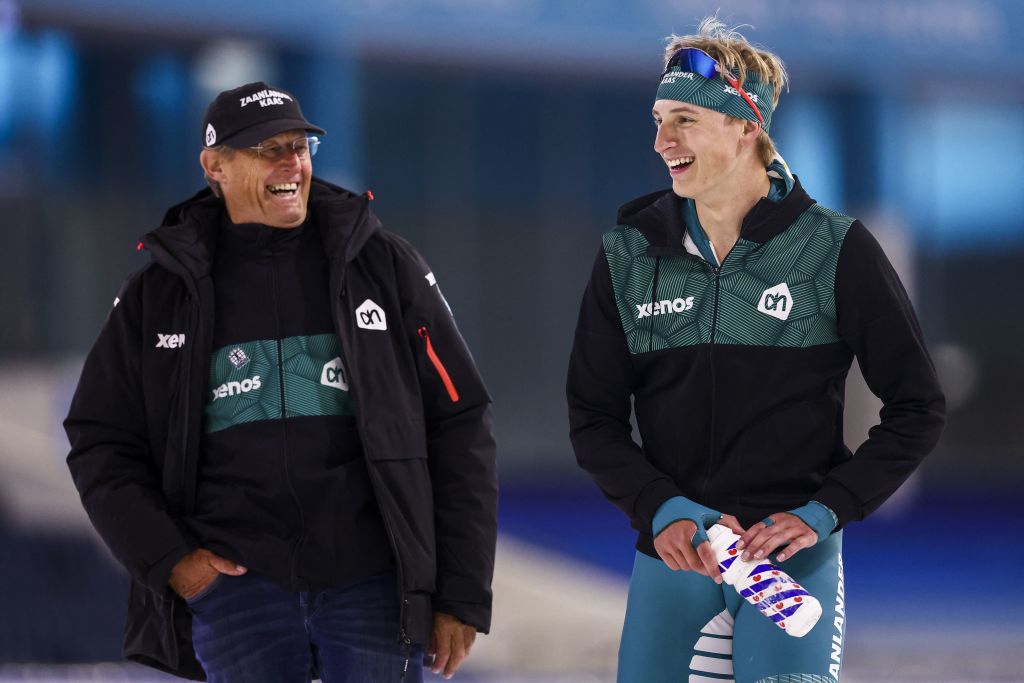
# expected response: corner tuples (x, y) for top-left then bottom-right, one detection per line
(141, 178), (380, 284)
(615, 176), (816, 255)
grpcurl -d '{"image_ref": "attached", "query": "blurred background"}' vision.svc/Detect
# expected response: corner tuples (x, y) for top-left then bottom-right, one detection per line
(2, 0), (1022, 680)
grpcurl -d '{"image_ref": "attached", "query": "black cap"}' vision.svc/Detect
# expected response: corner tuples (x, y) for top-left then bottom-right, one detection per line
(202, 81), (326, 149)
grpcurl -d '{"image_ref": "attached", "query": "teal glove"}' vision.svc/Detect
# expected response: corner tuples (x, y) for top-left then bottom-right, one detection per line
(786, 500), (838, 543)
(653, 496), (722, 549)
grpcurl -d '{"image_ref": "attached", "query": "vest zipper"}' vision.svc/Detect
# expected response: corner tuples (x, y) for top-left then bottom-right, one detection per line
(418, 326), (460, 403)
(649, 257), (661, 353)
(701, 264), (722, 503)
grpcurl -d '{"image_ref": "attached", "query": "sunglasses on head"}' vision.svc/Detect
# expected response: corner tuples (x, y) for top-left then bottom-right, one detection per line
(665, 47), (764, 126)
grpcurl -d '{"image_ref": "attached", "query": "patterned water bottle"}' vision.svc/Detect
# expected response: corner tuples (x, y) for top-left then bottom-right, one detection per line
(707, 523), (822, 637)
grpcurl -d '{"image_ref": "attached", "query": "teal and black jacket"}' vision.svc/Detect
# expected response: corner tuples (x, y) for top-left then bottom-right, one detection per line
(567, 179), (944, 558)
(65, 180), (497, 679)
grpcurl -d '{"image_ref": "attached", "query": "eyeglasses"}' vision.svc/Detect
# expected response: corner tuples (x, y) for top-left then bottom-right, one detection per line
(665, 48), (764, 126)
(248, 135), (320, 161)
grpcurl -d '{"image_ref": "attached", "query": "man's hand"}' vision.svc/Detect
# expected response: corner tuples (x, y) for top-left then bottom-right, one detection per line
(736, 512), (816, 563)
(652, 519), (723, 583)
(168, 548), (247, 600)
(429, 612), (476, 679)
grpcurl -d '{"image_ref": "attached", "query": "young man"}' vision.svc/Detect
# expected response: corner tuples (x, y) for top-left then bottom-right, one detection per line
(65, 82), (497, 682)
(567, 19), (944, 682)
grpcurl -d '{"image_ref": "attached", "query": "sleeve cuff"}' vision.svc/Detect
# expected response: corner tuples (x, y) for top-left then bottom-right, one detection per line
(787, 501), (838, 543)
(145, 542), (198, 594)
(652, 496), (722, 548)
(431, 599), (491, 634)
(810, 481), (862, 529)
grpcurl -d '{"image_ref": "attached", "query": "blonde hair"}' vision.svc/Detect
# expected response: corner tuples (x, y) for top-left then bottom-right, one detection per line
(664, 17), (788, 166)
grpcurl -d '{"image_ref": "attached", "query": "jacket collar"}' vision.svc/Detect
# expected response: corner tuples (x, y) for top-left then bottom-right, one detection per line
(617, 176), (815, 256)
(308, 178), (381, 263)
(140, 178), (379, 284)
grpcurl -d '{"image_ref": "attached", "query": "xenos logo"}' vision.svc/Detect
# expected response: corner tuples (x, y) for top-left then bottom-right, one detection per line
(757, 283), (793, 321)
(724, 86), (758, 102)
(636, 297), (695, 319)
(211, 376), (262, 402)
(156, 333), (186, 348)
(321, 357), (349, 391)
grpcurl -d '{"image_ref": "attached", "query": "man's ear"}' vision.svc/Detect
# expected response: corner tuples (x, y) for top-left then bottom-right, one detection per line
(199, 149), (224, 182)
(742, 119), (761, 140)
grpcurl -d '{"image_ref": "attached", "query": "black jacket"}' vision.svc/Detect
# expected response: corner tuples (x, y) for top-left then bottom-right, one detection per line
(567, 180), (945, 556)
(65, 179), (498, 679)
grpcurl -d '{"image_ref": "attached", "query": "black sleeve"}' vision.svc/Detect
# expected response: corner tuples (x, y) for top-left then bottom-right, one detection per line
(566, 247), (683, 530)
(64, 272), (197, 592)
(813, 221), (946, 526)
(394, 239), (498, 634)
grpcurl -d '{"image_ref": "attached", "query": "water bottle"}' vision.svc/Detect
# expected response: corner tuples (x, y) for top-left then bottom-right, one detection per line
(707, 524), (822, 637)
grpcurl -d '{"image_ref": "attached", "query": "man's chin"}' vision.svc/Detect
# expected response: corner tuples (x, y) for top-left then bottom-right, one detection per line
(671, 185), (695, 199)
(268, 208), (307, 229)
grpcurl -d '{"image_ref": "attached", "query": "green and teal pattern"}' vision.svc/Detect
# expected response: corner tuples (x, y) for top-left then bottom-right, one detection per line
(204, 333), (355, 433)
(657, 67), (776, 132)
(604, 226), (715, 354)
(604, 204), (854, 355)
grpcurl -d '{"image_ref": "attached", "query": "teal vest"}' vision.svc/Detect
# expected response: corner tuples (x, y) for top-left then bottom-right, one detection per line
(603, 203), (855, 354)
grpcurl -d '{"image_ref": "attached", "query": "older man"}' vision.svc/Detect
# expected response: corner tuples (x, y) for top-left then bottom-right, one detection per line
(66, 81), (497, 682)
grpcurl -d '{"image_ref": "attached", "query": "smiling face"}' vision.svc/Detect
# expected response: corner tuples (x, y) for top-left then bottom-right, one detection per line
(200, 129), (312, 228)
(652, 100), (755, 205)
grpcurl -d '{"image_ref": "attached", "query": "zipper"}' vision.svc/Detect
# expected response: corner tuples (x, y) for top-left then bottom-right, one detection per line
(399, 624), (412, 682)
(648, 257), (661, 353)
(366, 462), (411, 678)
(270, 263), (306, 589)
(418, 326), (460, 402)
(700, 263), (722, 503)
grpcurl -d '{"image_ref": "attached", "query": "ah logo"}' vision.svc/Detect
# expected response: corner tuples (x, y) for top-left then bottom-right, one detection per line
(355, 299), (387, 331)
(321, 357), (349, 391)
(205, 123), (217, 146)
(757, 283), (793, 321)
(156, 333), (186, 349)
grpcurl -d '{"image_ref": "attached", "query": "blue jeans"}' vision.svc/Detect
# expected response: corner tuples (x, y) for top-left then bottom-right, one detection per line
(187, 571), (423, 682)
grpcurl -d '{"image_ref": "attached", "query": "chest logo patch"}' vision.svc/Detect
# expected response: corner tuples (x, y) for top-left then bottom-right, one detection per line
(757, 283), (793, 321)
(321, 357), (349, 391)
(156, 333), (186, 348)
(356, 299), (387, 331)
(637, 297), (695, 319)
(227, 347), (250, 369)
(211, 375), (261, 402)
